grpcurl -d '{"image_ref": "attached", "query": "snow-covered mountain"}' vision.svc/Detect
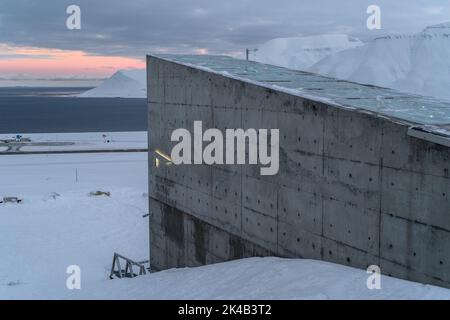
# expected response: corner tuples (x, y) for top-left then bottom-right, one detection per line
(251, 34), (363, 70)
(79, 23), (450, 101)
(309, 22), (450, 100)
(79, 69), (146, 98)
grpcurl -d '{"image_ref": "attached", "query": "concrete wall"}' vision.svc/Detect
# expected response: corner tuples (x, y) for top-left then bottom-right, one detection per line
(147, 55), (450, 288)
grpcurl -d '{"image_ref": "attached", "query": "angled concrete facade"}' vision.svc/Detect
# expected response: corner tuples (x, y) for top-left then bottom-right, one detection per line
(147, 54), (450, 288)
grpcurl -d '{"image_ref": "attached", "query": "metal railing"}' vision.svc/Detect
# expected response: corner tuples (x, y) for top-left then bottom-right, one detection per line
(109, 253), (149, 279)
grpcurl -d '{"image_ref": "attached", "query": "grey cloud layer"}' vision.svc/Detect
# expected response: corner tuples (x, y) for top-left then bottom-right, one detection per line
(0, 0), (448, 58)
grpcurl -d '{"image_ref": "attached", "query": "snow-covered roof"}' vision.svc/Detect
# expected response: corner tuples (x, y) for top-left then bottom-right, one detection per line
(151, 54), (450, 131)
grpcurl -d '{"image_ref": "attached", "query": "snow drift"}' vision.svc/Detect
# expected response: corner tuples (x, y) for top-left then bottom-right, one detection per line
(251, 34), (363, 70)
(309, 22), (450, 101)
(79, 69), (146, 98)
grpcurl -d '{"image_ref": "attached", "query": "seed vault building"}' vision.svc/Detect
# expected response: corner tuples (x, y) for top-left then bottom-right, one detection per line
(147, 54), (450, 288)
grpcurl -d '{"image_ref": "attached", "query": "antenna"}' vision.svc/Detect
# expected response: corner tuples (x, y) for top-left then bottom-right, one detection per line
(246, 48), (258, 61)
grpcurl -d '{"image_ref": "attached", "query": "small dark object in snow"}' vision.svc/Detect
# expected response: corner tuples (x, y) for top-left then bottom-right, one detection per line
(49, 192), (61, 200)
(1, 197), (22, 204)
(89, 191), (111, 197)
(7, 280), (24, 287)
(102, 134), (111, 144)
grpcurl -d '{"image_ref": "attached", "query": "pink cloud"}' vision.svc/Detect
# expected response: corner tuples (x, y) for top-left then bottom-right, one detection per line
(0, 45), (145, 77)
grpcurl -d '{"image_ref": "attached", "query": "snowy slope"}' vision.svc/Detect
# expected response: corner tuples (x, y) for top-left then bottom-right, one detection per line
(79, 69), (146, 98)
(114, 258), (450, 300)
(310, 22), (450, 100)
(251, 34), (363, 71)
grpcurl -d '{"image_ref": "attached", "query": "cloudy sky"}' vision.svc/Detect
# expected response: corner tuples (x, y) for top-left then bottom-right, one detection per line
(0, 0), (448, 78)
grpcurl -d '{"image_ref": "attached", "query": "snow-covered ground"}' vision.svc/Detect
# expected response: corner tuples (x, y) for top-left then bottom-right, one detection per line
(0, 151), (148, 299)
(251, 34), (363, 71)
(310, 22), (450, 101)
(105, 258), (450, 300)
(79, 70), (146, 98)
(1, 133), (450, 299)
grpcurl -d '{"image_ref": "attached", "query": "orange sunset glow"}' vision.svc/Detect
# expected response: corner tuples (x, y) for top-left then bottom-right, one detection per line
(0, 44), (145, 78)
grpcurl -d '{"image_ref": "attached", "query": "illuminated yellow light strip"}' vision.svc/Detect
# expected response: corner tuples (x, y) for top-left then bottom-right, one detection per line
(155, 149), (172, 163)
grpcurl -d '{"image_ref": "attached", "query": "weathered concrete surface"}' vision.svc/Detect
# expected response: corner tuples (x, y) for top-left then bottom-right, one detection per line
(147, 55), (450, 288)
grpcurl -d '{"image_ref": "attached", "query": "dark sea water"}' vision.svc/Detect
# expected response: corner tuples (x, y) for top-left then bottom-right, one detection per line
(0, 87), (147, 134)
